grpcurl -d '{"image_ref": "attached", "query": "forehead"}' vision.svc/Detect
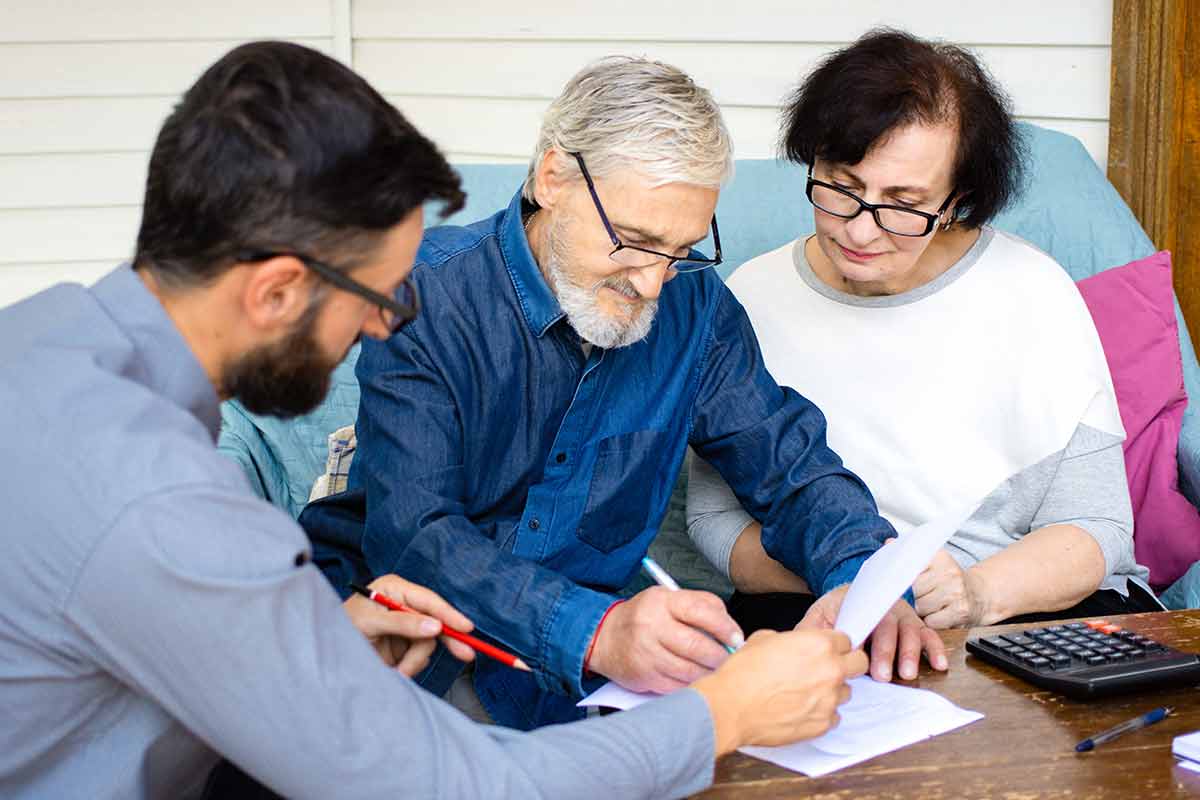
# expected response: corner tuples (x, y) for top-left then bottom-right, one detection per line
(828, 122), (958, 191)
(587, 168), (718, 245)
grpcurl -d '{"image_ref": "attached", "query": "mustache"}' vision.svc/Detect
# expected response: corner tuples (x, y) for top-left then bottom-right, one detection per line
(590, 276), (643, 301)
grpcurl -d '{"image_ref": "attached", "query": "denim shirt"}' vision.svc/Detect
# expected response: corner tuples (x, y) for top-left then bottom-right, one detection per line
(300, 189), (894, 730)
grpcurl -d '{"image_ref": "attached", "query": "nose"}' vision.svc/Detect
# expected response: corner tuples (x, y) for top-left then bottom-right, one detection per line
(361, 307), (392, 341)
(626, 261), (671, 300)
(843, 207), (883, 247)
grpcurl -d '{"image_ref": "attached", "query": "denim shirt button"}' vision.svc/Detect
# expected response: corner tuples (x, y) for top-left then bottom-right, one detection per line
(528, 517), (541, 531)
(555, 452), (567, 464)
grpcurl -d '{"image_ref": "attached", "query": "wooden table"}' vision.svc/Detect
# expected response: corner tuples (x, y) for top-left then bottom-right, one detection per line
(697, 610), (1200, 799)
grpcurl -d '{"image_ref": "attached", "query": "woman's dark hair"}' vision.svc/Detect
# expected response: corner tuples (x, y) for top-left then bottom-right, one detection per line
(135, 41), (464, 287)
(780, 28), (1023, 228)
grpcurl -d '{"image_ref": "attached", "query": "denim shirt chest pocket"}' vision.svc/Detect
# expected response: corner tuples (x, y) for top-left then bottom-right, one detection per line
(576, 429), (670, 553)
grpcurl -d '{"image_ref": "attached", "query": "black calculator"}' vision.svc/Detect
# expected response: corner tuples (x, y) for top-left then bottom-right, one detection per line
(965, 620), (1200, 698)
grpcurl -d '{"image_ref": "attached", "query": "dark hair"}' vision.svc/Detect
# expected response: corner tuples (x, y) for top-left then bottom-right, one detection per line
(135, 41), (464, 287)
(780, 28), (1023, 228)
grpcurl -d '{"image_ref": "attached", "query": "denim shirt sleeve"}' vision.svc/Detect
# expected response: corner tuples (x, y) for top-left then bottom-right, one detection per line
(688, 286), (896, 594)
(353, 327), (614, 697)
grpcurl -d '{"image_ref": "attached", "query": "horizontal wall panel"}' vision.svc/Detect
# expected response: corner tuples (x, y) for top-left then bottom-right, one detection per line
(0, 262), (114, 310)
(4, 0), (332, 43)
(355, 1), (1111, 46)
(359, 40), (1110, 120)
(0, 39), (333, 99)
(0, 97), (172, 155)
(0, 153), (147, 209)
(389, 95), (1110, 166)
(0, 207), (140, 265)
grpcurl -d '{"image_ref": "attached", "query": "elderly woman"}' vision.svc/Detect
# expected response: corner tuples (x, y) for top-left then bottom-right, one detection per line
(688, 29), (1159, 634)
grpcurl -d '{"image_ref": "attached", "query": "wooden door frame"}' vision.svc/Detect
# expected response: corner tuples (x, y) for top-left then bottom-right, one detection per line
(1108, 0), (1199, 344)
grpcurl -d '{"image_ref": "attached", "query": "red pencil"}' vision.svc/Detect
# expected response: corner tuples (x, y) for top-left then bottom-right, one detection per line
(349, 583), (531, 672)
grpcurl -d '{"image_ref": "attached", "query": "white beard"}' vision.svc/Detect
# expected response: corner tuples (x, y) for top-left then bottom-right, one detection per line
(543, 216), (658, 349)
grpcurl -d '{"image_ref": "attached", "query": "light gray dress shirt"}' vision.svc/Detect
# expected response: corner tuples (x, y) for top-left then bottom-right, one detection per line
(0, 265), (715, 799)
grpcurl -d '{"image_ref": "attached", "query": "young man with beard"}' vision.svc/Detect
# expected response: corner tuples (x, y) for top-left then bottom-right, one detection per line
(0, 42), (869, 799)
(301, 56), (948, 733)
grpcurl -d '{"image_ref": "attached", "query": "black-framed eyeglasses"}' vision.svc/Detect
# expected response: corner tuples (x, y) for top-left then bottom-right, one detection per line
(570, 152), (722, 273)
(238, 250), (420, 334)
(805, 166), (956, 237)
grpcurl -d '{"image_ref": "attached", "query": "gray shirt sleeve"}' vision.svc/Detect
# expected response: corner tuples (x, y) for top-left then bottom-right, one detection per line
(686, 451), (756, 579)
(65, 484), (715, 800)
(948, 423), (1149, 589)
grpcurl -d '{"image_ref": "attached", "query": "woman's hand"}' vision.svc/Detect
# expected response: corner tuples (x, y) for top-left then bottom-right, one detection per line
(913, 549), (992, 629)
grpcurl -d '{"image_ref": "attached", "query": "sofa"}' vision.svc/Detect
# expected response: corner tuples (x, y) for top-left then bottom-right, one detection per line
(217, 122), (1200, 601)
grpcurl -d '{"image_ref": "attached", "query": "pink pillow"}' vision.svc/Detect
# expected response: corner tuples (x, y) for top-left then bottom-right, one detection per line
(1076, 251), (1200, 589)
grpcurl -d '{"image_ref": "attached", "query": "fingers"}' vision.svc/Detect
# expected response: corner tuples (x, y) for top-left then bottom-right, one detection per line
(895, 609), (925, 680)
(351, 596), (444, 641)
(921, 625), (949, 671)
(795, 588), (844, 630)
(668, 590), (744, 650)
(866, 613), (898, 682)
(370, 575), (475, 633)
(661, 622), (732, 671)
(911, 568), (938, 607)
(843, 647), (869, 679)
(440, 636), (477, 663)
(395, 638), (437, 677)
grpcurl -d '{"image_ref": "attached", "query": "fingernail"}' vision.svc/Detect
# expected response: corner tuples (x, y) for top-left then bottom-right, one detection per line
(730, 631), (745, 649)
(420, 619), (440, 635)
(878, 666), (891, 681)
(902, 662), (916, 679)
(936, 655), (948, 670)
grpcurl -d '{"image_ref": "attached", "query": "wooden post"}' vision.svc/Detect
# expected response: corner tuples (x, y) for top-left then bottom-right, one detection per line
(1108, 0), (1200, 346)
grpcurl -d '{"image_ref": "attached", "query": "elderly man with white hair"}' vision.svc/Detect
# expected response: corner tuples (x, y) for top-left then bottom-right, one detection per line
(301, 56), (946, 732)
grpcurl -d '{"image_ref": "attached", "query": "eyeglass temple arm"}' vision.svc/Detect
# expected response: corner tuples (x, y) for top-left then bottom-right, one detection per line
(570, 152), (620, 247)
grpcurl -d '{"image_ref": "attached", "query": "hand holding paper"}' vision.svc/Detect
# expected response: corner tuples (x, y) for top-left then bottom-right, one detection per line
(799, 503), (977, 680)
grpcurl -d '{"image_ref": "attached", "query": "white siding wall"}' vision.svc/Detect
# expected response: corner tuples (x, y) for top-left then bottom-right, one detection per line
(1, 1), (1113, 308)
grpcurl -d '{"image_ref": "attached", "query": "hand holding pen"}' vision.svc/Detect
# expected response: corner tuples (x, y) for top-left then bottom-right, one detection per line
(583, 556), (745, 695)
(344, 576), (482, 677)
(350, 580), (531, 672)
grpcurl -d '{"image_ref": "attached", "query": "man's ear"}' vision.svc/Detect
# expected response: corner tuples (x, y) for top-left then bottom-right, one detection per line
(532, 148), (574, 211)
(239, 255), (313, 332)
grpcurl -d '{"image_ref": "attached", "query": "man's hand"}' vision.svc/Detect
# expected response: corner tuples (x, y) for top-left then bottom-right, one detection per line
(693, 629), (867, 754)
(343, 574), (477, 677)
(798, 584), (948, 681)
(913, 548), (992, 629)
(587, 587), (744, 694)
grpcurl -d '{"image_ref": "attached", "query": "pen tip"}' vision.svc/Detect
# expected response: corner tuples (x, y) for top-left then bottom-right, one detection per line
(514, 658), (532, 673)
(1075, 741), (1093, 753)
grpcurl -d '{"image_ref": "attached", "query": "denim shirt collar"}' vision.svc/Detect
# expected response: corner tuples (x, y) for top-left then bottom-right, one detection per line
(92, 264), (223, 441)
(498, 189), (566, 338)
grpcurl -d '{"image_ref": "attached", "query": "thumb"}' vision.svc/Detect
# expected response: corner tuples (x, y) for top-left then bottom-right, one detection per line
(359, 606), (442, 641)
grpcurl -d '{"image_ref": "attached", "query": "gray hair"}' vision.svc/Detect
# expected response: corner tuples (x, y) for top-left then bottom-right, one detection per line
(522, 56), (734, 202)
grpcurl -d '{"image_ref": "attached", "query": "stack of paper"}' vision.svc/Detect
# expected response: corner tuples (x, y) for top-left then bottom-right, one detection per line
(1174, 731), (1200, 773)
(580, 676), (981, 776)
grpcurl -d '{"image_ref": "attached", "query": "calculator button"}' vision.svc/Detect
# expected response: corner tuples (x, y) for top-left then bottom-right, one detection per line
(982, 636), (1014, 649)
(1034, 646), (1057, 656)
(1064, 645), (1085, 655)
(1086, 654), (1108, 665)
(1004, 635), (1036, 647)
(1094, 647), (1117, 656)
(1100, 624), (1122, 634)
(1049, 654), (1071, 668)
(1076, 648), (1096, 658)
(1027, 656), (1051, 668)
(1065, 622), (1087, 630)
(1009, 648), (1033, 658)
(1046, 625), (1066, 633)
(1085, 619), (1110, 630)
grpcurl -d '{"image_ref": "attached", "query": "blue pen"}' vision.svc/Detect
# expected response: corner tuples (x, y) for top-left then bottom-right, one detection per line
(640, 556), (739, 655)
(1075, 706), (1173, 752)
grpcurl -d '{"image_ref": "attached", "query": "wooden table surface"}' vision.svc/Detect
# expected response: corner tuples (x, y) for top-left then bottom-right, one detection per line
(696, 610), (1200, 799)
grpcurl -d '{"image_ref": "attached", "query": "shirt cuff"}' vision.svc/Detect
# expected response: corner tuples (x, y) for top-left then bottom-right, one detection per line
(539, 583), (618, 697)
(820, 555), (867, 596)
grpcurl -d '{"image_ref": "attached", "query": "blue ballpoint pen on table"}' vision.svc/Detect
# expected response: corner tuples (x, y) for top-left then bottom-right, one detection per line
(640, 555), (739, 655)
(1075, 706), (1174, 752)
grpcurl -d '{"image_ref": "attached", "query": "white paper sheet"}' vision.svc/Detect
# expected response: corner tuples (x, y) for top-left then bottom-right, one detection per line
(834, 502), (977, 647)
(1178, 759), (1200, 774)
(579, 676), (982, 777)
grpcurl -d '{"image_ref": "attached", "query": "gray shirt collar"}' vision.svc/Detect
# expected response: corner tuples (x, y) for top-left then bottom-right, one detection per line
(792, 226), (994, 308)
(91, 264), (222, 440)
